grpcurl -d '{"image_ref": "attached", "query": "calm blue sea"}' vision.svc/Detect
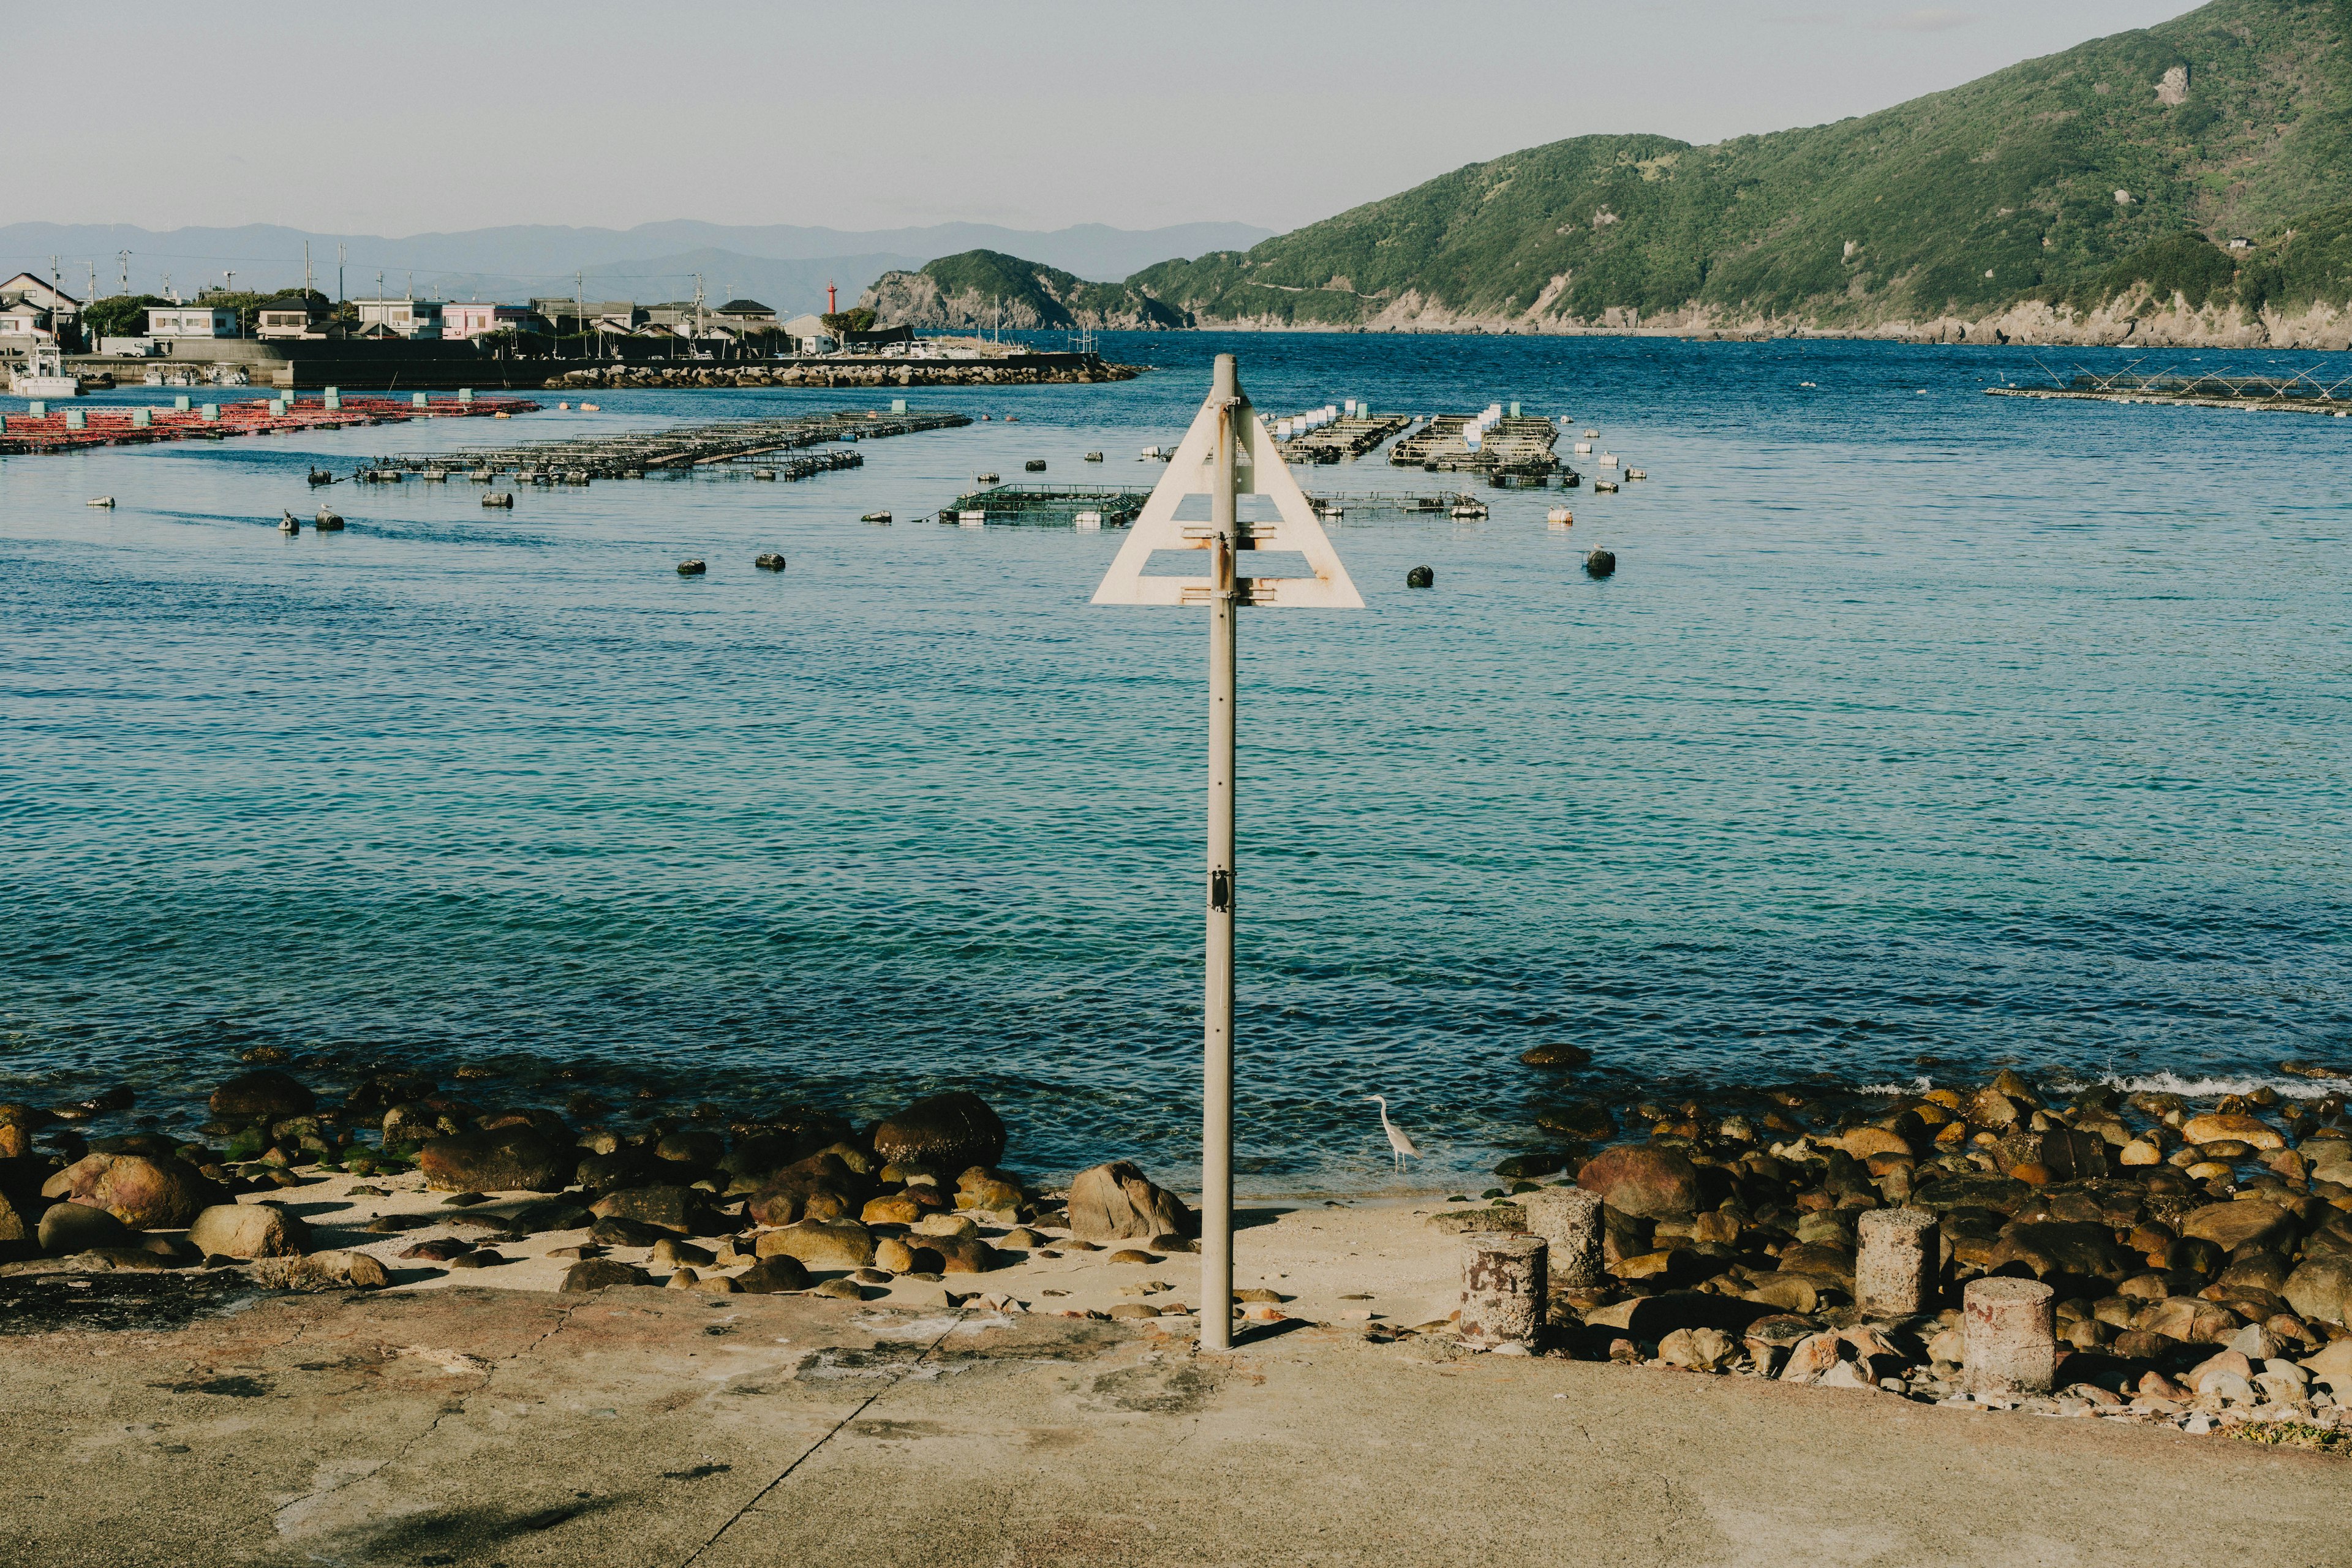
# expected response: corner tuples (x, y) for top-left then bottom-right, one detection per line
(3, 333), (2348, 1191)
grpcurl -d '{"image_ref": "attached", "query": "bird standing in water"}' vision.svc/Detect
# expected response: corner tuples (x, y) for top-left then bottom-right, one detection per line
(1366, 1096), (1419, 1172)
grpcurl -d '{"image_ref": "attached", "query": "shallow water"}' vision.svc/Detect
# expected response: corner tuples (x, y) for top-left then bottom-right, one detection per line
(4, 334), (2348, 1191)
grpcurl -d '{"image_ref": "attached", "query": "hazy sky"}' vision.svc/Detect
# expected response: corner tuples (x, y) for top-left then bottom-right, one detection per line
(15, 0), (2199, 236)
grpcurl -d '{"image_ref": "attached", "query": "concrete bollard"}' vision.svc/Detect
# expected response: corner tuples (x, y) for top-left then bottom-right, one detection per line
(1518, 1187), (1605, 1289)
(1460, 1234), (1547, 1350)
(1856, 1208), (1939, 1319)
(1962, 1276), (2055, 1395)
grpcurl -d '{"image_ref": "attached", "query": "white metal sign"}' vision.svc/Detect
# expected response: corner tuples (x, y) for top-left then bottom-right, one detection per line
(1090, 382), (1363, 609)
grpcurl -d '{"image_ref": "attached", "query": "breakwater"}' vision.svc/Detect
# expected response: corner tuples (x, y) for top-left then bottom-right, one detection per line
(549, 353), (1141, 390)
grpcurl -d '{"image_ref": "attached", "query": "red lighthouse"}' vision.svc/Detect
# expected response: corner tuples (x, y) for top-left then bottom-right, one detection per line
(826, 281), (837, 315)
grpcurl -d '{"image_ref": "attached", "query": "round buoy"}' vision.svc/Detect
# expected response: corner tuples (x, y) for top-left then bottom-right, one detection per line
(677, 559), (707, 576)
(1406, 565), (1434, 589)
(314, 510), (344, 531)
(278, 510), (299, 535)
(755, 553), (786, 571)
(1584, 548), (1616, 579)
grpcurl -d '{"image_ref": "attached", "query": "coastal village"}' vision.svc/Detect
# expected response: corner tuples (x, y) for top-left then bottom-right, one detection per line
(0, 268), (1114, 400)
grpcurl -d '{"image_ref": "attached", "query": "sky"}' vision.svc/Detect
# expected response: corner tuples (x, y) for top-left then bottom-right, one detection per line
(12, 0), (2203, 237)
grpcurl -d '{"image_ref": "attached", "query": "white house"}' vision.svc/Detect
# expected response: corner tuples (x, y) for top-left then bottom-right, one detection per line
(0, 301), (54, 339)
(351, 298), (443, 339)
(779, 312), (835, 352)
(0, 273), (80, 325)
(147, 305), (241, 338)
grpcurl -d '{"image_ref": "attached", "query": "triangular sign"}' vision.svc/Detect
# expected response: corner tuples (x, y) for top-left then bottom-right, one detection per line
(1091, 380), (1363, 609)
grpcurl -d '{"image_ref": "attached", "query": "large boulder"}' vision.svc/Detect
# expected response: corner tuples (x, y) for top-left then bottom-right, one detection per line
(1575, 1145), (1700, 1221)
(208, 1070), (315, 1123)
(559, 1259), (651, 1292)
(38, 1201), (132, 1253)
(871, 1093), (1005, 1174)
(2180, 1113), (2284, 1151)
(735, 1256), (812, 1294)
(186, 1202), (311, 1260)
(1066, 1161), (1193, 1242)
(755, 1219), (874, 1272)
(2283, 1257), (2352, 1327)
(588, 1185), (709, 1235)
(0, 1194), (34, 1269)
(2177, 1200), (2295, 1254)
(1988, 1221), (2133, 1283)
(930, 1235), (1001, 1274)
(417, 1127), (575, 1193)
(40, 1152), (219, 1230)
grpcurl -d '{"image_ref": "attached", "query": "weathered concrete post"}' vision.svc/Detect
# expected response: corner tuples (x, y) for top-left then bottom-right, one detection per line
(1518, 1187), (1605, 1289)
(1962, 1276), (2056, 1395)
(1855, 1208), (1939, 1319)
(1460, 1234), (1547, 1350)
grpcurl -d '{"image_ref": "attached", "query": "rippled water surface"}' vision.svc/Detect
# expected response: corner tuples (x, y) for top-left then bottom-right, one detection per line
(4, 334), (2348, 1189)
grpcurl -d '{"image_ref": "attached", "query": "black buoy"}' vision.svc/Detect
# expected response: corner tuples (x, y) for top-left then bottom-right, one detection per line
(307, 468), (333, 486)
(314, 508), (344, 531)
(755, 553), (786, 571)
(278, 510), (299, 535)
(1406, 565), (1434, 589)
(1584, 548), (1616, 579)
(677, 559), (707, 576)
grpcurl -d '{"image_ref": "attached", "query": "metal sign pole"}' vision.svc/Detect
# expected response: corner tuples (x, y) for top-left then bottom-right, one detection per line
(1089, 350), (1359, 1357)
(1202, 353), (1239, 1352)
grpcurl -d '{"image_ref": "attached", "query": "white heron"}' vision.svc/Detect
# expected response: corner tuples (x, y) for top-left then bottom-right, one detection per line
(1365, 1096), (1419, 1172)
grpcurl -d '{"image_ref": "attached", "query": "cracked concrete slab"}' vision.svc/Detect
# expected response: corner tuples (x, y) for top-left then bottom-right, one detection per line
(0, 1284), (2340, 1567)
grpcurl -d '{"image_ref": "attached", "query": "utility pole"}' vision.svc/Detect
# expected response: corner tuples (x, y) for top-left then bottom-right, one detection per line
(1090, 355), (1363, 1354)
(576, 270), (585, 361)
(118, 250), (130, 298)
(303, 241), (312, 300)
(337, 242), (345, 304)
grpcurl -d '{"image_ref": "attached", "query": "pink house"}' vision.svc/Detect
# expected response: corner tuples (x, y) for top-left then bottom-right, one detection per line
(442, 303), (540, 340)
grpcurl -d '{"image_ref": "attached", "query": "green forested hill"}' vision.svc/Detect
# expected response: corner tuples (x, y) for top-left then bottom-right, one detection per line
(859, 249), (1187, 331)
(1127, 0), (2352, 331)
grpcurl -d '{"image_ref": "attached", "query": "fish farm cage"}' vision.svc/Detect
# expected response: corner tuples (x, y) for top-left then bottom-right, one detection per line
(1390, 414), (1561, 475)
(938, 483), (1155, 526)
(2068, 371), (2352, 401)
(379, 408), (970, 480)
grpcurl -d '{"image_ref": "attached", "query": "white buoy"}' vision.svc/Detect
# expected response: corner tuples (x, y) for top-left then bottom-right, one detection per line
(959, 511), (986, 527)
(86, 496), (115, 508)
(1547, 507), (1574, 527)
(1574, 440), (1592, 454)
(1074, 511), (1102, 530)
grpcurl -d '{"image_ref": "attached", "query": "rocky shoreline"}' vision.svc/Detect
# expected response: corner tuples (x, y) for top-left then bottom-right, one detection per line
(545, 355), (1142, 391)
(2, 1056), (2346, 1454)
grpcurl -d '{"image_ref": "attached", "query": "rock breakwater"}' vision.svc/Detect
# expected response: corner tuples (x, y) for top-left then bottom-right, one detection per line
(548, 355), (1142, 391)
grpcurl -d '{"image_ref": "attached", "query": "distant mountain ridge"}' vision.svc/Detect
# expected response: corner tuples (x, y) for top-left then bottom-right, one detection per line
(0, 219), (1274, 315)
(858, 251), (1190, 331)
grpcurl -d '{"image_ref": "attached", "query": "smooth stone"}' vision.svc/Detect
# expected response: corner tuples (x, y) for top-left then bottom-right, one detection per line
(184, 1202), (311, 1261)
(755, 1219), (875, 1271)
(870, 1091), (1006, 1175)
(208, 1071), (315, 1122)
(560, 1258), (650, 1291)
(734, 1256), (813, 1294)
(417, 1127), (576, 1194)
(37, 1202), (133, 1254)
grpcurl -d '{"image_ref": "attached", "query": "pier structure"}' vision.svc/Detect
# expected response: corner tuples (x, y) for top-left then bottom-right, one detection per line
(0, 393), (536, 455)
(381, 408), (970, 480)
(1390, 413), (1561, 475)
